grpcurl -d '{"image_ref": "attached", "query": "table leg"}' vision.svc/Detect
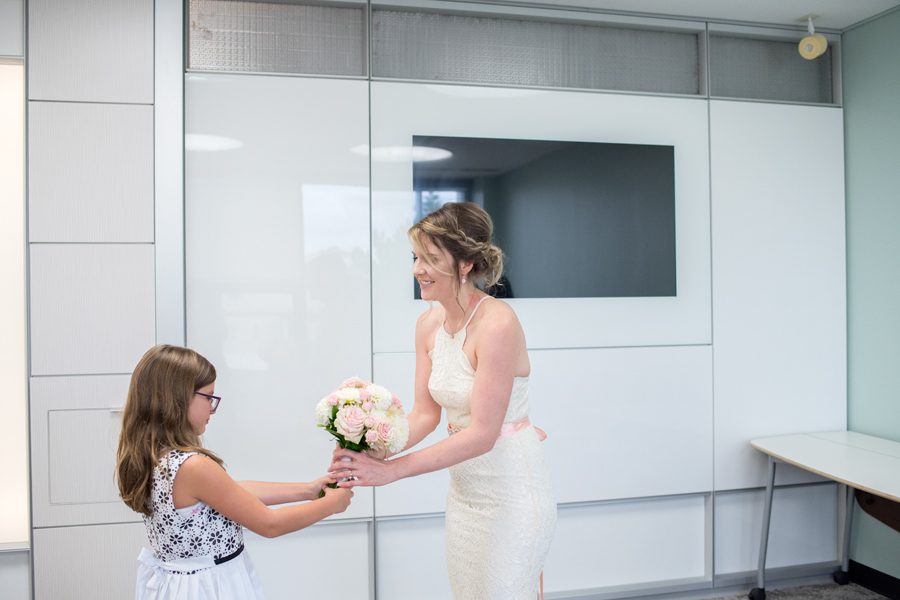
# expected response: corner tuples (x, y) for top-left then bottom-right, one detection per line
(750, 457), (776, 600)
(833, 484), (853, 585)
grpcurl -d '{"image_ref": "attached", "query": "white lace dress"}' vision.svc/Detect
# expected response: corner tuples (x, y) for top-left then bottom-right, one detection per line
(428, 298), (557, 599)
(135, 450), (265, 600)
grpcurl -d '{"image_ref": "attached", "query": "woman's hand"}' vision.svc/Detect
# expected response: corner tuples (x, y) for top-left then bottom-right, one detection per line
(329, 447), (399, 488)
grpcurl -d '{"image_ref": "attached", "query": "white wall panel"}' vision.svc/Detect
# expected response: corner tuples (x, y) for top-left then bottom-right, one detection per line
(28, 0), (153, 103)
(375, 345), (712, 513)
(0, 0), (24, 56)
(371, 83), (711, 353)
(534, 345), (712, 503)
(30, 375), (138, 527)
(714, 484), (838, 574)
(244, 521), (370, 600)
(33, 522), (146, 599)
(29, 244), (156, 376)
(373, 352), (450, 516)
(376, 515), (451, 600)
(710, 100), (847, 491)
(29, 102), (154, 242)
(185, 74), (373, 521)
(545, 496), (708, 593)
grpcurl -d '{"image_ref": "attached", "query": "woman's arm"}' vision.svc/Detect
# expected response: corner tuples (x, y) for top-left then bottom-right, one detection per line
(332, 304), (523, 486)
(237, 477), (332, 505)
(176, 456), (352, 538)
(401, 308), (444, 451)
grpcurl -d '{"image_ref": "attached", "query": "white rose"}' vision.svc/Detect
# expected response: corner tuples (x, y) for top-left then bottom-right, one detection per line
(314, 397), (333, 426)
(388, 414), (409, 454)
(367, 384), (392, 410)
(336, 387), (361, 406)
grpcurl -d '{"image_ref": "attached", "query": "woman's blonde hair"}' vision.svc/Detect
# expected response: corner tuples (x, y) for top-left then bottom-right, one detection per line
(116, 344), (223, 516)
(409, 202), (504, 290)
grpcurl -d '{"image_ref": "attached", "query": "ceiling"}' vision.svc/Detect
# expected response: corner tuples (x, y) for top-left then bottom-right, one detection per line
(471, 0), (900, 31)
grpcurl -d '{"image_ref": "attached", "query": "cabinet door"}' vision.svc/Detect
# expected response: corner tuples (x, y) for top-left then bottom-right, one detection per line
(33, 522), (146, 599)
(30, 375), (141, 527)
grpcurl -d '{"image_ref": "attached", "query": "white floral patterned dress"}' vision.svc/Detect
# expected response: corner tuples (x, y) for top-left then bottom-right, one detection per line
(135, 449), (265, 599)
(428, 297), (557, 599)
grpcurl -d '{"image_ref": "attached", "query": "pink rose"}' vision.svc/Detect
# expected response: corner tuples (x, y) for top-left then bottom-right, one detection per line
(376, 420), (393, 441)
(341, 376), (369, 389)
(365, 430), (380, 444)
(362, 400), (374, 412)
(335, 406), (366, 443)
(391, 395), (403, 409)
(364, 415), (377, 428)
(327, 394), (339, 406)
(359, 389), (371, 401)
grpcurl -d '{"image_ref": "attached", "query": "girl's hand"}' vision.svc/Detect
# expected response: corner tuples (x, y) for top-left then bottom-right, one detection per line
(308, 475), (338, 500)
(320, 486), (353, 514)
(329, 447), (398, 488)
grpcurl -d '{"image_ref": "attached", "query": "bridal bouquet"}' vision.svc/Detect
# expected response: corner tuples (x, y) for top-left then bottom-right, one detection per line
(315, 377), (409, 455)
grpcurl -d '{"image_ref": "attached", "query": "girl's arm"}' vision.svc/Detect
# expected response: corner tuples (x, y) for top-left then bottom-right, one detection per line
(237, 477), (332, 505)
(332, 304), (522, 486)
(176, 456), (352, 538)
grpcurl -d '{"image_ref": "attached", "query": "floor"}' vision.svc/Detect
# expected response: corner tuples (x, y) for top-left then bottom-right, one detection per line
(712, 583), (887, 600)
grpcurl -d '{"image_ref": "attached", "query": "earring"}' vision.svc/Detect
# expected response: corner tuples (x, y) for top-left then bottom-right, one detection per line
(461, 276), (467, 284)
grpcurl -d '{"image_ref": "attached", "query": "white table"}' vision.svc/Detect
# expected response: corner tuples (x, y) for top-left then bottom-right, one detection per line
(748, 431), (900, 600)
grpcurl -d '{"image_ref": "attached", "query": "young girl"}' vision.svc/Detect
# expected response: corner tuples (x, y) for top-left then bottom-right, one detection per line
(116, 344), (352, 599)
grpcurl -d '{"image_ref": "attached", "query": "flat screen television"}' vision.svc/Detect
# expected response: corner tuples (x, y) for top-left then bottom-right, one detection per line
(412, 135), (676, 299)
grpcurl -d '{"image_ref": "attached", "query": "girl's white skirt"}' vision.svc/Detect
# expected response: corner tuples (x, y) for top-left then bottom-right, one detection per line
(135, 547), (265, 600)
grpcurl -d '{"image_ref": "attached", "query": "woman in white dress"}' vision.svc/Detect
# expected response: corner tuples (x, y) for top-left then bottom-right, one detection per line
(116, 344), (353, 599)
(331, 202), (557, 599)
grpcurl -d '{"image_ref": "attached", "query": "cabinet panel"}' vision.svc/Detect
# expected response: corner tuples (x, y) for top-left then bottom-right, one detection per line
(29, 102), (154, 242)
(33, 523), (146, 599)
(545, 496), (708, 592)
(28, 0), (153, 103)
(244, 521), (371, 600)
(30, 375), (139, 527)
(29, 244), (155, 376)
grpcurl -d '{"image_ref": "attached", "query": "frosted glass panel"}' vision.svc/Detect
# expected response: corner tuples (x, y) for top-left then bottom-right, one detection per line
(185, 73), (373, 520)
(710, 35), (833, 104)
(189, 0), (366, 76)
(373, 9), (700, 94)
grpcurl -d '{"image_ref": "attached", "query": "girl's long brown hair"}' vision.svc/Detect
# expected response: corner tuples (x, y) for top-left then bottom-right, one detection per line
(116, 344), (223, 516)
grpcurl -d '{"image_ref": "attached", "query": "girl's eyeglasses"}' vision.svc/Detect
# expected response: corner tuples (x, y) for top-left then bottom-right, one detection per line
(195, 392), (221, 412)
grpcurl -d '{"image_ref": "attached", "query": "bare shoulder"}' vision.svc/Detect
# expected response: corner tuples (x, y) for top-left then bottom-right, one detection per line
(415, 304), (443, 340)
(478, 297), (522, 333)
(178, 453), (224, 481)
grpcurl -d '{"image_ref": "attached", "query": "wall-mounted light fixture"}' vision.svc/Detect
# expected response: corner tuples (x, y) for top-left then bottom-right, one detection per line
(798, 15), (828, 60)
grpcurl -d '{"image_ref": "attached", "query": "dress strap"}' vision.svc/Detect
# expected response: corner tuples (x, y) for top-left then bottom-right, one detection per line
(461, 295), (491, 330)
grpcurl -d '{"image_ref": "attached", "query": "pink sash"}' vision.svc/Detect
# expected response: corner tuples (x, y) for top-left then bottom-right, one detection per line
(448, 416), (547, 441)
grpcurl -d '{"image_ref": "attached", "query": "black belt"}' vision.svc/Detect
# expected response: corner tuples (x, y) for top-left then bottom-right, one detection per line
(214, 543), (244, 565)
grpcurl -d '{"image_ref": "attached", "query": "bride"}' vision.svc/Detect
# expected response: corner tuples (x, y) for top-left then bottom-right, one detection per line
(330, 202), (556, 599)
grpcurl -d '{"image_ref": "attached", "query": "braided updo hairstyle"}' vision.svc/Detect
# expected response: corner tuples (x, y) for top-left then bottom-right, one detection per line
(409, 202), (504, 290)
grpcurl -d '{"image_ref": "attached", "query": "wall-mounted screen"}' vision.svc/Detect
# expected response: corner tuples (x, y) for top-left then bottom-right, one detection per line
(413, 135), (676, 299)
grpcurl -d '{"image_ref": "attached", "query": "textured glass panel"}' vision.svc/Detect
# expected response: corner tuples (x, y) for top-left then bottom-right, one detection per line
(372, 10), (700, 95)
(189, 0), (365, 76)
(710, 35), (833, 104)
